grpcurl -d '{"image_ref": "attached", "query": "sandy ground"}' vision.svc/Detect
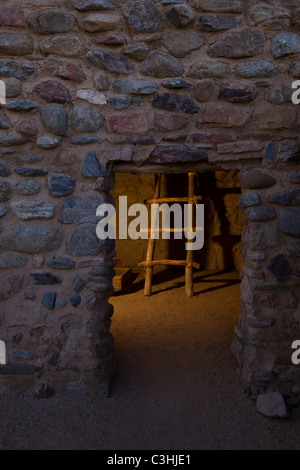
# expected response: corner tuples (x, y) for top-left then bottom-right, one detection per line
(0, 269), (300, 450)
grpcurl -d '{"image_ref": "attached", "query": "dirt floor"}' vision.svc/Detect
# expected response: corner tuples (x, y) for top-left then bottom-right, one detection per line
(1, 269), (300, 450)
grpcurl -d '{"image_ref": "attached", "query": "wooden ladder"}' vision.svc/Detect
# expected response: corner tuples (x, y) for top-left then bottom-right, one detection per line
(138, 173), (202, 297)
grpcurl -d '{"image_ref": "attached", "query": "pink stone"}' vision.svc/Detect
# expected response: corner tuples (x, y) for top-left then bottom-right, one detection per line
(256, 392), (288, 419)
(33, 80), (72, 104)
(253, 106), (297, 130)
(9, 275), (22, 291)
(95, 33), (127, 46)
(276, 345), (295, 366)
(197, 104), (250, 128)
(240, 275), (254, 304)
(108, 113), (149, 134)
(193, 133), (236, 144)
(76, 89), (107, 105)
(16, 119), (37, 136)
(246, 315), (275, 328)
(257, 290), (296, 310)
(100, 147), (133, 165)
(217, 141), (264, 154)
(194, 79), (215, 102)
(2, 7), (23, 27)
(154, 113), (188, 132)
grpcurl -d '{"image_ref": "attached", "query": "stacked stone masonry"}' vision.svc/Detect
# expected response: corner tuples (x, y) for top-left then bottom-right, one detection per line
(0, 0), (299, 400)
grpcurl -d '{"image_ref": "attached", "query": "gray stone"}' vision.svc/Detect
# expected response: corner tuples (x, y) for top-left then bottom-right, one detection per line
(0, 363), (41, 375)
(5, 80), (22, 98)
(30, 273), (62, 285)
(59, 194), (107, 224)
(189, 60), (230, 79)
(70, 295), (81, 308)
(245, 207), (276, 221)
(0, 113), (12, 130)
(148, 145), (207, 163)
(48, 174), (76, 197)
(163, 31), (205, 58)
(83, 293), (97, 310)
(108, 97), (143, 110)
(122, 0), (164, 33)
(14, 167), (48, 177)
(249, 224), (278, 250)
(42, 292), (56, 309)
(0, 60), (36, 81)
(70, 136), (102, 144)
(113, 79), (158, 95)
(166, 4), (195, 27)
(0, 206), (7, 218)
(240, 170), (276, 189)
(67, 380), (86, 391)
(2, 225), (60, 253)
(198, 14), (238, 31)
(207, 28), (265, 58)
(289, 171), (300, 184)
(65, 329), (80, 352)
(67, 224), (104, 256)
(162, 79), (191, 89)
(124, 44), (150, 61)
(20, 153), (42, 163)
(280, 209), (300, 238)
(9, 350), (33, 360)
(6, 101), (36, 112)
(90, 265), (114, 277)
(47, 258), (75, 270)
(73, 275), (87, 292)
(93, 174), (115, 192)
(40, 105), (68, 136)
(0, 252), (27, 269)
(0, 33), (34, 56)
(194, 0), (241, 13)
(87, 49), (135, 75)
(249, 5), (290, 30)
(238, 193), (261, 208)
(271, 32), (300, 58)
(0, 135), (29, 146)
(86, 319), (95, 338)
(56, 297), (67, 307)
(257, 392), (288, 419)
(218, 82), (257, 103)
(270, 189), (300, 206)
(152, 93), (198, 113)
(40, 58), (87, 83)
(71, 105), (103, 133)
(0, 181), (12, 202)
(75, 0), (115, 11)
(82, 150), (106, 177)
(0, 163), (11, 177)
(267, 254), (292, 281)
(10, 200), (55, 219)
(265, 84), (292, 104)
(290, 61), (300, 79)
(36, 136), (62, 149)
(48, 350), (61, 366)
(90, 333), (114, 358)
(94, 71), (109, 91)
(27, 9), (78, 34)
(141, 51), (184, 78)
(39, 35), (85, 58)
(277, 142), (300, 163)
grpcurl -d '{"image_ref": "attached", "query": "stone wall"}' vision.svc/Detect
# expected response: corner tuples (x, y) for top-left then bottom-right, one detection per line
(0, 0), (299, 399)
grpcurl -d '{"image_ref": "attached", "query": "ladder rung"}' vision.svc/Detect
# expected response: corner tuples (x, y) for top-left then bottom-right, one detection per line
(139, 227), (203, 233)
(138, 260), (200, 269)
(145, 196), (202, 204)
